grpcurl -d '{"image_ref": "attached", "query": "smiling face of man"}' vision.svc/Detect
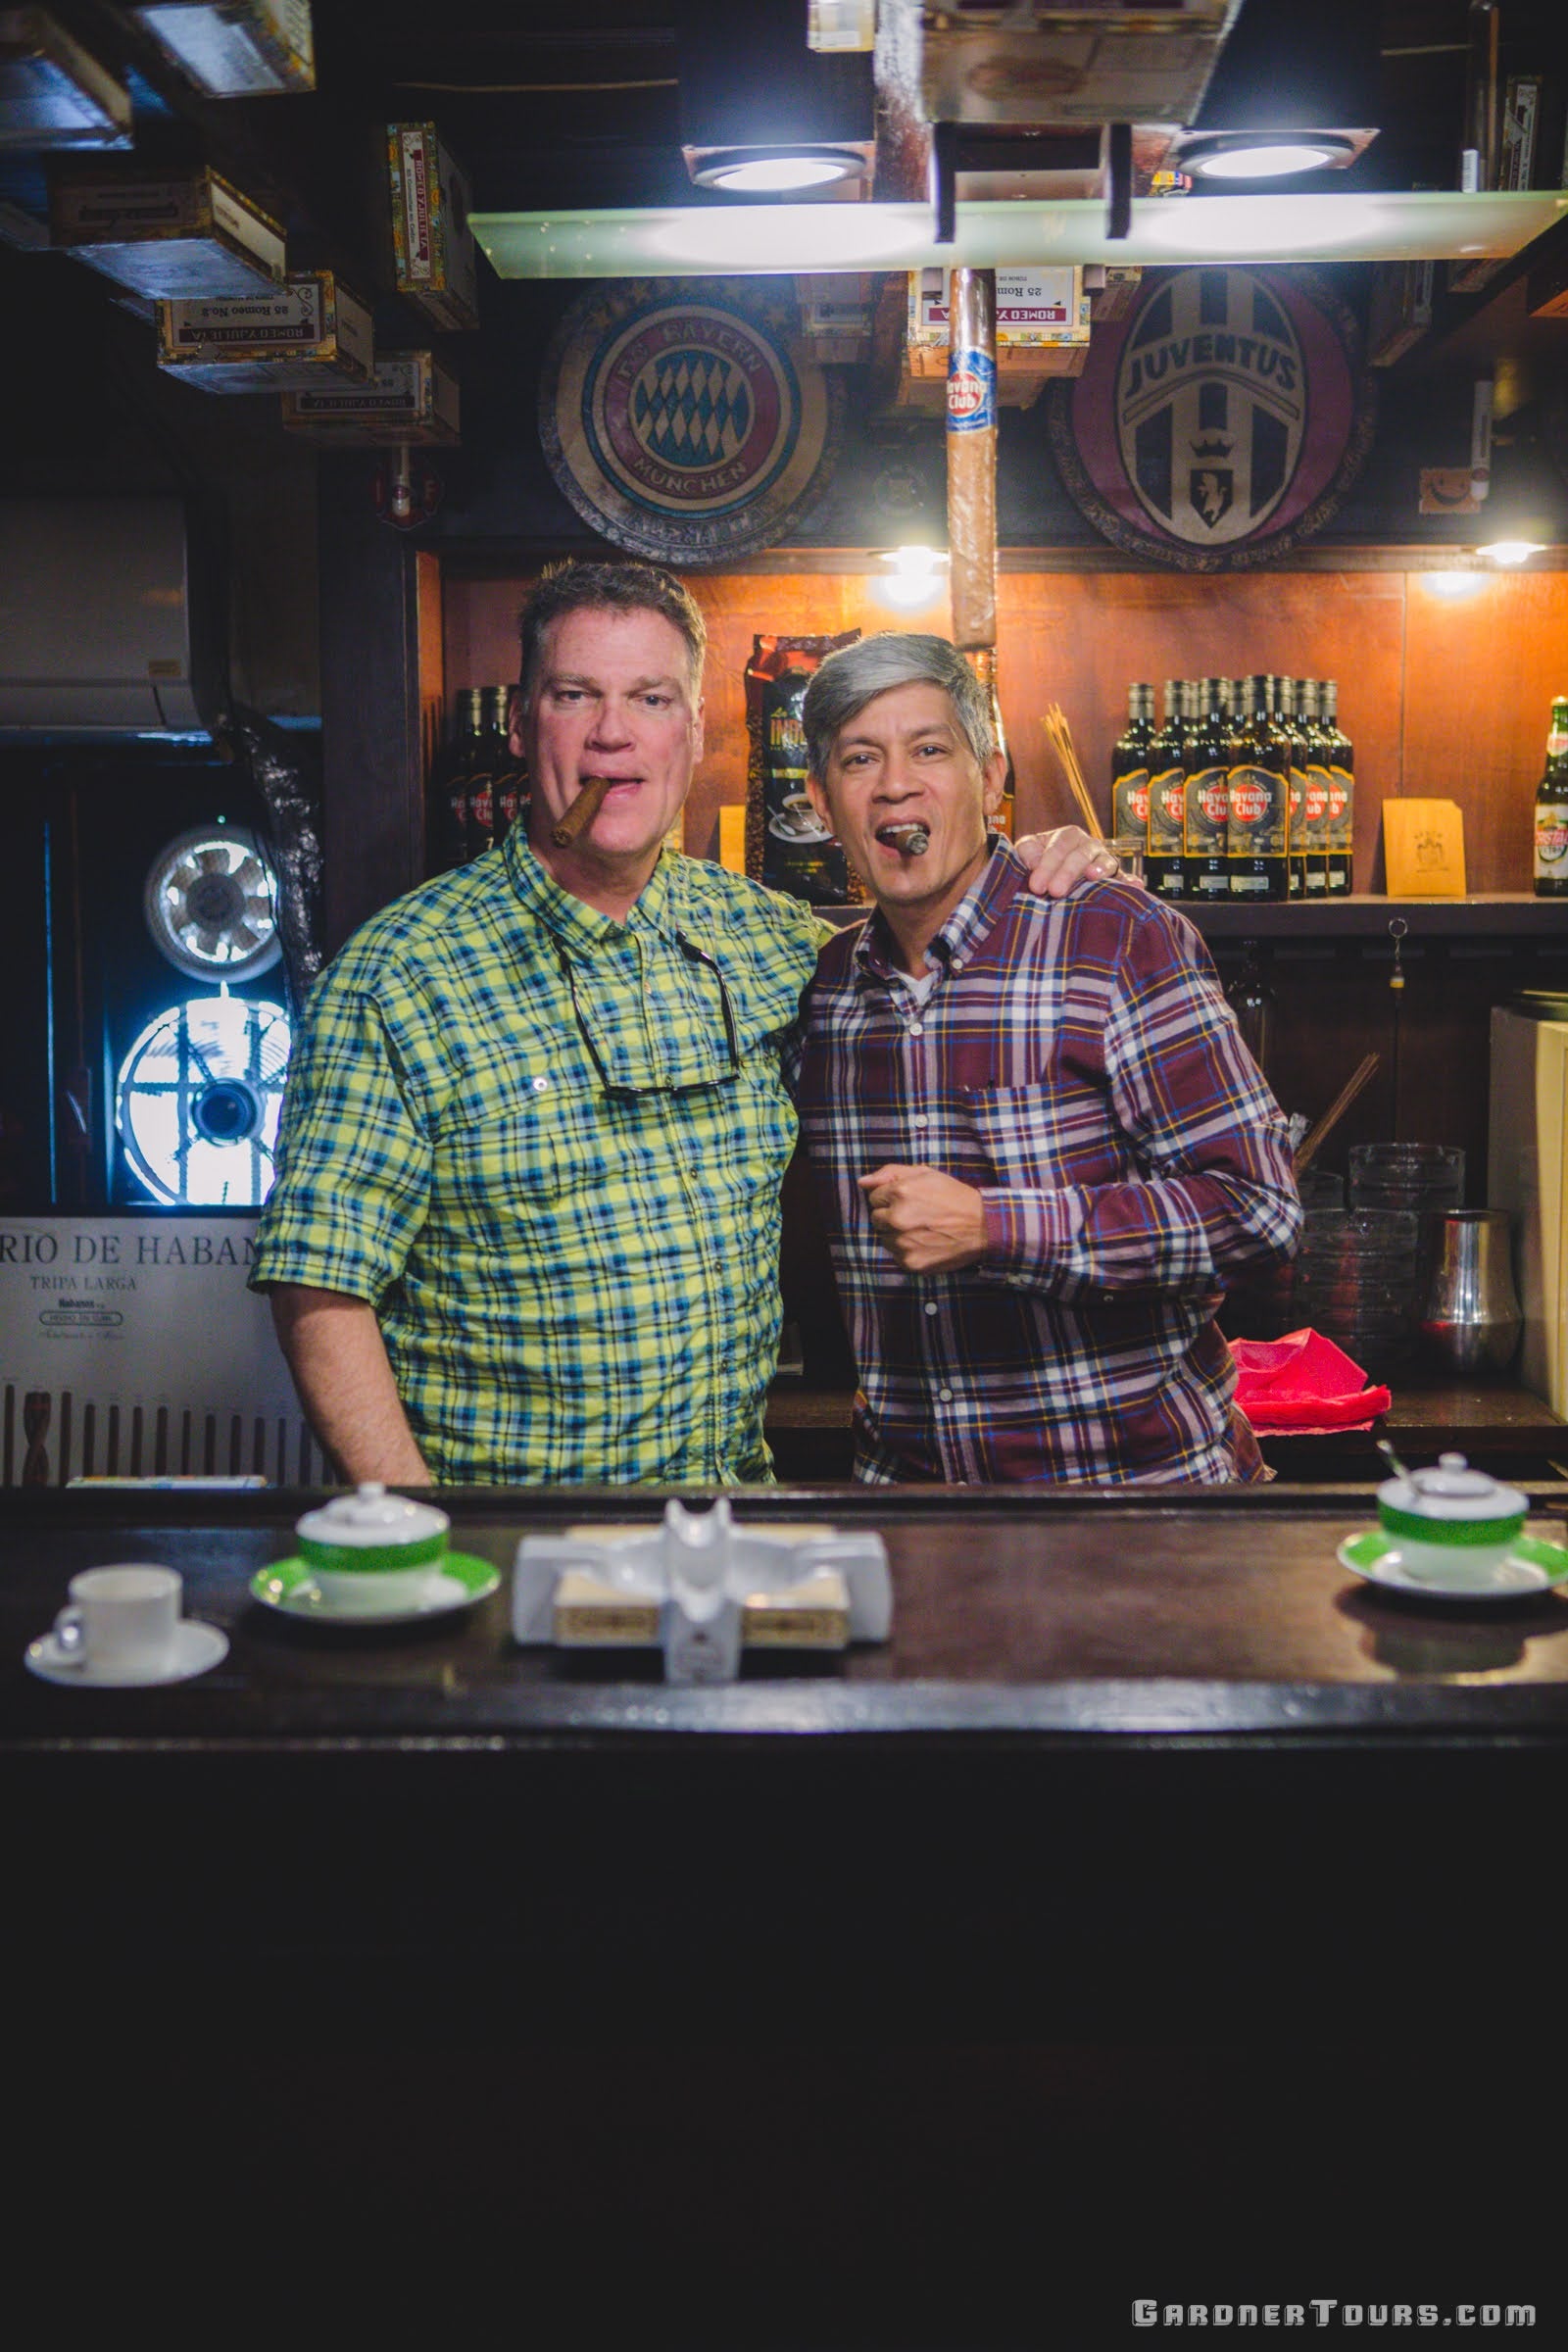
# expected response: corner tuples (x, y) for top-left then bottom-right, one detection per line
(807, 679), (1005, 962)
(519, 604), (705, 907)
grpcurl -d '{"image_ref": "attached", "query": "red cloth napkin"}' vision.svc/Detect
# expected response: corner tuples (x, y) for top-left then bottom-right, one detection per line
(1228, 1328), (1393, 1433)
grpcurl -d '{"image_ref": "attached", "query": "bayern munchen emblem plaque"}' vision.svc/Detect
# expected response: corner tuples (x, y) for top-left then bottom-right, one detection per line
(540, 280), (844, 565)
(1048, 267), (1375, 570)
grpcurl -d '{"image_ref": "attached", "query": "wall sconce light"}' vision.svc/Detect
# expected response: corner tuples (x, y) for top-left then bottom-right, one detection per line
(871, 545), (949, 612)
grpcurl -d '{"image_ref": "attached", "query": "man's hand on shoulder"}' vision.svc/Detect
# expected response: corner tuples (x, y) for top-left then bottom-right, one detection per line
(858, 1164), (988, 1274)
(1014, 825), (1133, 899)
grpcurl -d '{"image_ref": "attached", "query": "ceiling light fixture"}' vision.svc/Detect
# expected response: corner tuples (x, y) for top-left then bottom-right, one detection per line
(1480, 539), (1547, 566)
(1178, 132), (1358, 181)
(689, 145), (867, 194)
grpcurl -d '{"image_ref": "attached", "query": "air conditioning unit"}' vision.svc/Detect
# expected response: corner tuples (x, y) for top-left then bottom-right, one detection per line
(0, 495), (222, 738)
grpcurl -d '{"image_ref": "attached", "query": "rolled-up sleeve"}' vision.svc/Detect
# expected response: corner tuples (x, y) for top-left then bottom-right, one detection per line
(251, 966), (434, 1304)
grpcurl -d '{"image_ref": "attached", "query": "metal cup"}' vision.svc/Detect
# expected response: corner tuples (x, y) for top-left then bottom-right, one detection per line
(1419, 1210), (1522, 1376)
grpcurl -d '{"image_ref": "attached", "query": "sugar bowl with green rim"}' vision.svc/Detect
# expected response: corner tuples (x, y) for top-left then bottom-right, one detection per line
(295, 1482), (452, 1610)
(1376, 1452), (1528, 1587)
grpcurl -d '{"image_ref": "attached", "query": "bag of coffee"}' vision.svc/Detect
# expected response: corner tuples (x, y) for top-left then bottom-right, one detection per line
(744, 631), (862, 904)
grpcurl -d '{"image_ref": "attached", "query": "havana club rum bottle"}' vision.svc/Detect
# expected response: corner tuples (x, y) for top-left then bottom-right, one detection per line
(1146, 678), (1188, 900)
(1110, 682), (1154, 858)
(1269, 676), (1306, 899)
(1296, 679), (1329, 900)
(1183, 676), (1232, 906)
(1533, 695), (1568, 896)
(1228, 673), (1290, 902)
(1321, 679), (1353, 897)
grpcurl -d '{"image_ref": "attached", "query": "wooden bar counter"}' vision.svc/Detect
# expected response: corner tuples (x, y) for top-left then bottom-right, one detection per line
(7, 1480), (1566, 2321)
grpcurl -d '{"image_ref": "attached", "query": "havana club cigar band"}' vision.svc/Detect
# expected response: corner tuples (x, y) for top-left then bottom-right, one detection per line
(882, 822), (930, 855)
(551, 773), (615, 848)
(946, 266), (998, 653)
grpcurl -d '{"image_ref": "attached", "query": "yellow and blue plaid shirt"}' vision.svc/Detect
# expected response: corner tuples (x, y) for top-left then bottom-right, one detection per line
(252, 833), (824, 1485)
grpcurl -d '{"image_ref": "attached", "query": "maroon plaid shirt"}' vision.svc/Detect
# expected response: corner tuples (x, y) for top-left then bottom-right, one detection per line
(792, 840), (1301, 1485)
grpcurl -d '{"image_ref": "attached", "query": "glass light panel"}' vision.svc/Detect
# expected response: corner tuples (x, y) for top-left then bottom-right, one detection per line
(473, 192), (1567, 279)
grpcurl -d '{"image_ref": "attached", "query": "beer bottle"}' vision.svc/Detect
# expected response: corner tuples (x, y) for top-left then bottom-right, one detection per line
(1296, 679), (1329, 900)
(1111, 682), (1154, 860)
(967, 649), (1015, 838)
(1183, 676), (1232, 906)
(1146, 677), (1188, 901)
(1228, 673), (1290, 902)
(427, 687), (481, 872)
(1534, 694), (1568, 896)
(1266, 676), (1305, 900)
(1321, 679), (1353, 897)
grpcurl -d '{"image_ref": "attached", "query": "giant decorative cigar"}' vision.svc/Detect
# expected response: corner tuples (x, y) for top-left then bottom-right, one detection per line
(551, 773), (614, 848)
(946, 267), (998, 652)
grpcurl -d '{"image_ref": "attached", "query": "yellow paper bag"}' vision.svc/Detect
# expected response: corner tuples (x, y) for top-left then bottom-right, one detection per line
(1382, 799), (1466, 897)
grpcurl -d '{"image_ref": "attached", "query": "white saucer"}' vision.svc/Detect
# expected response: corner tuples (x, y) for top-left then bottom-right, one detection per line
(24, 1618), (229, 1689)
(1338, 1529), (1568, 1603)
(249, 1551), (500, 1625)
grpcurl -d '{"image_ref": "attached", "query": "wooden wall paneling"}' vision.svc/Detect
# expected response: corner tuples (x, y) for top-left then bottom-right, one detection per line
(1400, 571), (1568, 895)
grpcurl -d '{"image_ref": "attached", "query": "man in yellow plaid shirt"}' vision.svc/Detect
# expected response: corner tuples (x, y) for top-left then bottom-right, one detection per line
(252, 562), (1111, 1485)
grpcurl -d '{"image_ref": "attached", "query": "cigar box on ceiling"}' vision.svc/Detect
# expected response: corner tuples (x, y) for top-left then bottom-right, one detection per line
(0, 5), (132, 148)
(386, 122), (480, 332)
(130, 1), (317, 96)
(156, 271), (373, 393)
(879, 0), (1241, 128)
(48, 163), (286, 296)
(896, 265), (1091, 409)
(280, 350), (460, 444)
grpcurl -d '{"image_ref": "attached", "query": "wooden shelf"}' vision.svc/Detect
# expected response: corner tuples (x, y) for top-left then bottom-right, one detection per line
(812, 894), (1568, 939)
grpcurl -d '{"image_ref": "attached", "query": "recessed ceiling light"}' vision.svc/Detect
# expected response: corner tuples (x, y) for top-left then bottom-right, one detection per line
(690, 147), (865, 194)
(1180, 133), (1358, 181)
(1480, 540), (1546, 566)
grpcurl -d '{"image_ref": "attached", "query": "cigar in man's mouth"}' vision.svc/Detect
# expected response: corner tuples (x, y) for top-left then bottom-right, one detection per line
(880, 822), (930, 857)
(552, 774), (618, 848)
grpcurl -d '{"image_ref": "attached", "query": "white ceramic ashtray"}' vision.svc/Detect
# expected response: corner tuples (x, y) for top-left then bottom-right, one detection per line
(513, 1497), (892, 1685)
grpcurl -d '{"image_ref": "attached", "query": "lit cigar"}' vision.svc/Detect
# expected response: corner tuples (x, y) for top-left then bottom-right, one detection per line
(551, 773), (615, 848)
(883, 822), (930, 856)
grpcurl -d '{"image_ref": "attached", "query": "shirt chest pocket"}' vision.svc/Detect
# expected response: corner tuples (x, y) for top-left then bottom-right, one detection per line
(959, 1079), (1125, 1194)
(433, 1075), (585, 1218)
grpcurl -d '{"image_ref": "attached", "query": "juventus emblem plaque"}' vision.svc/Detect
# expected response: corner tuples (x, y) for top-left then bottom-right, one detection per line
(1048, 268), (1375, 570)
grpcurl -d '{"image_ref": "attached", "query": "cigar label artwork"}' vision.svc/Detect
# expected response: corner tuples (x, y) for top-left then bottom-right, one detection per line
(552, 773), (615, 847)
(882, 822), (930, 855)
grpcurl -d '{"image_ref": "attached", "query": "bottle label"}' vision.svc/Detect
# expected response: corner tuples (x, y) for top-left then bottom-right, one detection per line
(1227, 763), (1288, 858)
(1547, 730), (1567, 760)
(1303, 765), (1332, 847)
(1184, 764), (1229, 855)
(1147, 766), (1186, 854)
(947, 350), (998, 433)
(1536, 806), (1568, 869)
(1327, 764), (1353, 850)
(1112, 770), (1150, 836)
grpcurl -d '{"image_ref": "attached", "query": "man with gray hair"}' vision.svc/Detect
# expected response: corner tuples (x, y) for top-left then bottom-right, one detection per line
(793, 630), (1301, 1486)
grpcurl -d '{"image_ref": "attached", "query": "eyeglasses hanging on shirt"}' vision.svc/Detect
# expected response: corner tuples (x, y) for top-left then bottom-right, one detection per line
(558, 930), (740, 1096)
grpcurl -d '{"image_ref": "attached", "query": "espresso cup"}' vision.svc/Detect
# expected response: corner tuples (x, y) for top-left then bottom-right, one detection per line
(53, 1564), (181, 1675)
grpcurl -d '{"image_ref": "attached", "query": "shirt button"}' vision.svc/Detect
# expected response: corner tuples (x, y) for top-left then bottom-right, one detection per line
(951, 954), (965, 969)
(938, 1386), (954, 1402)
(532, 1076), (550, 1093)
(924, 1300), (939, 1317)
(908, 1022), (923, 1038)
(913, 1113), (928, 1129)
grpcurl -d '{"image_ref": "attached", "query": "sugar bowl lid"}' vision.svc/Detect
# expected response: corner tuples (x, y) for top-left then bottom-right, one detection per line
(1377, 1452), (1526, 1526)
(296, 1481), (450, 1570)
